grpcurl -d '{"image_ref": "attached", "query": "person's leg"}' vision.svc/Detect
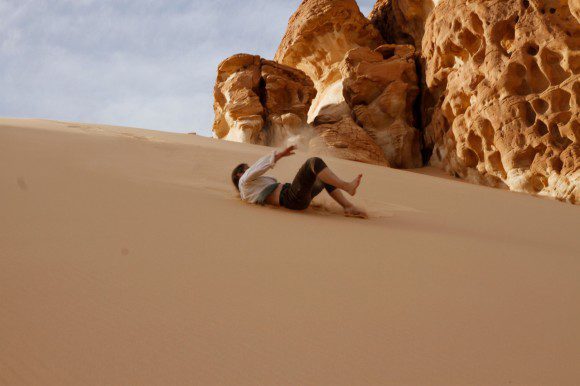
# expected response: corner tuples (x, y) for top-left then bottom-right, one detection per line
(310, 176), (367, 218)
(328, 189), (368, 218)
(310, 179), (336, 199)
(282, 157), (363, 210)
(282, 158), (322, 210)
(309, 158), (363, 196)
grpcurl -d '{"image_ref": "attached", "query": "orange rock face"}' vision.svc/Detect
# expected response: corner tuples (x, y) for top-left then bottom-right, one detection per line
(369, 0), (435, 50)
(422, 0), (579, 202)
(213, 2), (394, 166)
(211, 0), (578, 203)
(275, 0), (384, 121)
(213, 54), (316, 146)
(342, 44), (422, 167)
(213, 54), (263, 143)
(274, 0), (419, 167)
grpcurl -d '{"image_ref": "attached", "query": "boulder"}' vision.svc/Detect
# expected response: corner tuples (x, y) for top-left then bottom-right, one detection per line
(213, 54), (263, 143)
(422, 0), (580, 202)
(212, 54), (316, 146)
(310, 116), (390, 166)
(342, 44), (422, 167)
(310, 100), (389, 166)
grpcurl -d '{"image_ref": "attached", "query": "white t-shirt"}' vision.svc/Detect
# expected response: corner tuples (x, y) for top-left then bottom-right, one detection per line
(239, 151), (279, 204)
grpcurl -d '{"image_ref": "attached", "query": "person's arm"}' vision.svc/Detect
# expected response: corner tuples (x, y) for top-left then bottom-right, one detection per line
(274, 145), (296, 163)
(240, 146), (296, 184)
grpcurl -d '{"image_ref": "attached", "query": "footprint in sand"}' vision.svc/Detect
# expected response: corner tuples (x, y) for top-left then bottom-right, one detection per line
(360, 198), (419, 215)
(17, 177), (28, 191)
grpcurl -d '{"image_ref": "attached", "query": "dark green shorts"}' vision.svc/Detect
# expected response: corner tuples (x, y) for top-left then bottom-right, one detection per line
(279, 157), (336, 210)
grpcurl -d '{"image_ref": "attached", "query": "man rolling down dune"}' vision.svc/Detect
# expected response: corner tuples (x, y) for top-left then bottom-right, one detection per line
(231, 145), (368, 218)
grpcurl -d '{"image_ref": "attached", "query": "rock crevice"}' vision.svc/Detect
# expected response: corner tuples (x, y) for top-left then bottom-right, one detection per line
(369, 0), (436, 50)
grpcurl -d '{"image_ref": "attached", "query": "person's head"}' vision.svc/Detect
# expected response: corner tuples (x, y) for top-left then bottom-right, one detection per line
(231, 163), (249, 191)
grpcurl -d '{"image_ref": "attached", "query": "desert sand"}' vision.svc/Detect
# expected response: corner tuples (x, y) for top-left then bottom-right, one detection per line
(1, 118), (579, 385)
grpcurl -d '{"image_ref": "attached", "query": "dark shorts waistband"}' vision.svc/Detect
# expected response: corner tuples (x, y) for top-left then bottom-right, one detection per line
(256, 182), (280, 205)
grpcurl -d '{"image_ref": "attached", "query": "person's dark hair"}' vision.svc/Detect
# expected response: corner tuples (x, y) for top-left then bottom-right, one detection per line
(231, 163), (248, 191)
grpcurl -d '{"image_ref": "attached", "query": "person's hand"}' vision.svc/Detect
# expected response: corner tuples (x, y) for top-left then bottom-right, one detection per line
(280, 145), (296, 157)
(275, 145), (296, 162)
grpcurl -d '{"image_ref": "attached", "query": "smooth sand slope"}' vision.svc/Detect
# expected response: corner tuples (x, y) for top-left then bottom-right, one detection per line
(1, 118), (579, 385)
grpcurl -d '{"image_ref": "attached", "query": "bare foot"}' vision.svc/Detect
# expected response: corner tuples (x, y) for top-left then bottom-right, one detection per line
(344, 174), (363, 196)
(344, 205), (368, 219)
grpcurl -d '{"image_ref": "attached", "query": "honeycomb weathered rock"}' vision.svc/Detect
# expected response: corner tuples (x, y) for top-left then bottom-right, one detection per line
(422, 0), (580, 202)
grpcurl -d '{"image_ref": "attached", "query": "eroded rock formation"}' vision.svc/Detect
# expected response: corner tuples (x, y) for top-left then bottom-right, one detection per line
(369, 0), (436, 50)
(310, 115), (390, 166)
(342, 44), (422, 167)
(211, 0), (579, 203)
(213, 54), (316, 146)
(274, 0), (420, 167)
(275, 0), (384, 121)
(422, 0), (579, 202)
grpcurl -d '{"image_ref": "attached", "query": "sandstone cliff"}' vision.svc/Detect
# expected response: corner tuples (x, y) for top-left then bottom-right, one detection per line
(211, 0), (579, 203)
(422, 0), (579, 203)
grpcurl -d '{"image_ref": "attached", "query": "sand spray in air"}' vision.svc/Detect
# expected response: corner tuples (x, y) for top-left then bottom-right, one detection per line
(282, 124), (316, 151)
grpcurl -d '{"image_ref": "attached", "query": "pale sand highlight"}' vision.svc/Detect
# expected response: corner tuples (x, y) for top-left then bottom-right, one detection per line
(1, 118), (579, 385)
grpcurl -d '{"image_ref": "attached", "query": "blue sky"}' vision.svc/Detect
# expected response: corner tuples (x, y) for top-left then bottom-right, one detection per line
(0, 0), (376, 136)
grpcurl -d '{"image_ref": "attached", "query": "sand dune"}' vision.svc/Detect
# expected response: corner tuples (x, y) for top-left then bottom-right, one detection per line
(1, 118), (579, 385)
